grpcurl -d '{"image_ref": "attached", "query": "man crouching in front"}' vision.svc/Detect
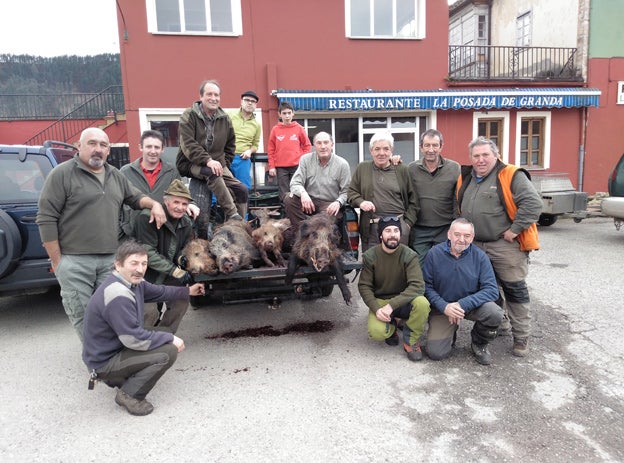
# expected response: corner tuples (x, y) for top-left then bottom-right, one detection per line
(358, 216), (430, 361)
(82, 239), (205, 416)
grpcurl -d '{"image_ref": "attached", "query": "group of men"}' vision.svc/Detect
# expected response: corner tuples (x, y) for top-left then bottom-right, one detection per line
(281, 127), (541, 366)
(35, 78), (542, 416)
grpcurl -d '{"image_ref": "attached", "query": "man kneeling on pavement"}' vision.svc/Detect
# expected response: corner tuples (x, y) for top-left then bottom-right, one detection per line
(82, 239), (204, 416)
(423, 218), (503, 365)
(358, 216), (430, 361)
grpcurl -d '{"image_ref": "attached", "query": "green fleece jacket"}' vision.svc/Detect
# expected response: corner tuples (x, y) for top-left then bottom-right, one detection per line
(348, 162), (419, 245)
(133, 205), (193, 285)
(37, 155), (144, 254)
(358, 244), (424, 313)
(119, 159), (181, 237)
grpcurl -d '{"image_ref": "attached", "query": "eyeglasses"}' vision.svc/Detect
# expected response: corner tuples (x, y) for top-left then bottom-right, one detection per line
(242, 98), (258, 104)
(380, 216), (401, 223)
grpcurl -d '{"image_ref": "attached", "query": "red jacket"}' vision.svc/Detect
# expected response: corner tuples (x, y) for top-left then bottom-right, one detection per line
(267, 122), (311, 169)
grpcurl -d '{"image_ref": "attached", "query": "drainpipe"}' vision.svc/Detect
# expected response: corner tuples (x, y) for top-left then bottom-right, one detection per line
(578, 106), (587, 192)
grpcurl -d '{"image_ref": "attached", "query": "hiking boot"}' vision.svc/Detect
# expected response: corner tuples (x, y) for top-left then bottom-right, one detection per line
(471, 342), (492, 365)
(384, 329), (399, 346)
(227, 213), (243, 221)
(512, 337), (529, 357)
(115, 389), (154, 416)
(403, 342), (423, 361)
(497, 316), (512, 336)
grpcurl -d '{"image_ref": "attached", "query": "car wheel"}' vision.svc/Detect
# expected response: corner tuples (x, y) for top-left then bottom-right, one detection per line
(538, 214), (558, 227)
(0, 210), (22, 278)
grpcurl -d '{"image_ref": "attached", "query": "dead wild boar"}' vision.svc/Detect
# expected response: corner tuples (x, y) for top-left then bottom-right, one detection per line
(209, 221), (259, 274)
(285, 213), (352, 304)
(178, 239), (218, 276)
(252, 218), (291, 267)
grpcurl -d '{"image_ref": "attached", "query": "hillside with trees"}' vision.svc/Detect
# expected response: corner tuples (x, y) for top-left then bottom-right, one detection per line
(0, 54), (122, 119)
(0, 53), (121, 94)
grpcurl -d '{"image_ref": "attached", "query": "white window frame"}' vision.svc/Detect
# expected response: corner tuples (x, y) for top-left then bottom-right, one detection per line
(297, 111), (431, 163)
(514, 111), (551, 170)
(516, 10), (532, 47)
(472, 111), (511, 163)
(146, 0), (242, 36)
(138, 107), (263, 149)
(345, 0), (426, 40)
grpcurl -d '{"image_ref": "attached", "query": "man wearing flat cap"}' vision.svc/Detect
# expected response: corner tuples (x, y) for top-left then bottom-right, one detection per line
(133, 179), (196, 333)
(228, 90), (262, 191)
(358, 216), (430, 361)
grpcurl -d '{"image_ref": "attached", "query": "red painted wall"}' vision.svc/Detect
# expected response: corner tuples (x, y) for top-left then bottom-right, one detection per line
(0, 121), (58, 145)
(116, 0), (450, 153)
(585, 58), (624, 194)
(0, 119), (127, 146)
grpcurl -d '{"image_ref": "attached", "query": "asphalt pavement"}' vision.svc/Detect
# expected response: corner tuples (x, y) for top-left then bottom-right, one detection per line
(1, 216), (623, 462)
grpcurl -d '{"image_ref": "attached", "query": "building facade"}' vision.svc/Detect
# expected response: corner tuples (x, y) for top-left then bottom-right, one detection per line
(114, 0), (612, 193)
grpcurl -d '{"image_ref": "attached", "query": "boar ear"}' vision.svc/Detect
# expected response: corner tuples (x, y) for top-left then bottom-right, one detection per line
(277, 218), (291, 230)
(299, 220), (310, 237)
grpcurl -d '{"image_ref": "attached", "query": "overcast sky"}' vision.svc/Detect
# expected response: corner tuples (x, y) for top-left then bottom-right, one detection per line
(1, 0), (119, 57)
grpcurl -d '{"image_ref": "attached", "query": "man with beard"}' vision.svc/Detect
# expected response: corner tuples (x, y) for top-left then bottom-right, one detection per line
(422, 218), (503, 365)
(37, 128), (167, 340)
(357, 216), (430, 361)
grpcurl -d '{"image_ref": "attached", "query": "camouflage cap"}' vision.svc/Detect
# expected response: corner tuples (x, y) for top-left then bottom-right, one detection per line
(164, 179), (193, 201)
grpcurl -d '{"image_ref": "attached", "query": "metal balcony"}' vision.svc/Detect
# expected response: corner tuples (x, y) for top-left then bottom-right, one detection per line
(448, 45), (582, 82)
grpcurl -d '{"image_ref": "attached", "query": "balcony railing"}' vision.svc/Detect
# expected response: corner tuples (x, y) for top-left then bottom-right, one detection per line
(448, 45), (582, 82)
(22, 86), (125, 145)
(0, 85), (124, 120)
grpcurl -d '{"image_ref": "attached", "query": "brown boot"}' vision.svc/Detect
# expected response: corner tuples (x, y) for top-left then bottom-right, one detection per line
(115, 389), (154, 416)
(512, 337), (529, 357)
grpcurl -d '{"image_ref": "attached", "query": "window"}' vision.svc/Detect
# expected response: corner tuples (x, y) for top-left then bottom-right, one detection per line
(473, 111), (510, 162)
(147, 0), (242, 35)
(346, 0), (426, 39)
(296, 114), (428, 174)
(516, 11), (531, 47)
(519, 117), (544, 168)
(478, 118), (504, 154)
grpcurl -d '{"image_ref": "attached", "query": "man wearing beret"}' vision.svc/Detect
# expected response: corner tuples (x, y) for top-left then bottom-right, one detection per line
(228, 90), (262, 191)
(133, 179), (196, 333)
(358, 216), (430, 361)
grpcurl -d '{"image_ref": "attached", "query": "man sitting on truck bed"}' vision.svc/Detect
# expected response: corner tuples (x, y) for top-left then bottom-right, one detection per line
(283, 131), (351, 236)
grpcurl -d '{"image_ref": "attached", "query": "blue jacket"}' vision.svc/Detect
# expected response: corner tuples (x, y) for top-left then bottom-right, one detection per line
(422, 241), (498, 313)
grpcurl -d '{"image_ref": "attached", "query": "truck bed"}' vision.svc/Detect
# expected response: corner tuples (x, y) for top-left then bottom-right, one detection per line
(191, 257), (362, 307)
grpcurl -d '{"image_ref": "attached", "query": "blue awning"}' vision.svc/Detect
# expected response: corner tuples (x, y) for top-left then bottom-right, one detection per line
(272, 88), (600, 112)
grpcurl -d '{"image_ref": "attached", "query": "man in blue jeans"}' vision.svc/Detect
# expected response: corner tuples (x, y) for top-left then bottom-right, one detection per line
(228, 90), (261, 191)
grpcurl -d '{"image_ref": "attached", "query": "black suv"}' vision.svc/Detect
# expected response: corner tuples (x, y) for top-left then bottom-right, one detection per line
(0, 141), (76, 295)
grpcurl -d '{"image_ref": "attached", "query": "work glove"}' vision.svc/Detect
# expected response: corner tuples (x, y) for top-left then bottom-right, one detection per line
(178, 255), (188, 269)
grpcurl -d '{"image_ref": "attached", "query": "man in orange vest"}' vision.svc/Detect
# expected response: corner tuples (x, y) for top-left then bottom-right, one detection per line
(456, 137), (542, 357)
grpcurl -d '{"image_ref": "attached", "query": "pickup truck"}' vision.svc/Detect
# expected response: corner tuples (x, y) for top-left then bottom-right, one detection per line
(188, 154), (363, 308)
(0, 141), (76, 296)
(601, 153), (624, 230)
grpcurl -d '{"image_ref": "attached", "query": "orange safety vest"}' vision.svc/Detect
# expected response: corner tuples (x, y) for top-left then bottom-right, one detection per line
(456, 165), (540, 252)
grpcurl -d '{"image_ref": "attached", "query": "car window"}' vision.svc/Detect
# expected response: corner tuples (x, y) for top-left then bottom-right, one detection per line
(0, 155), (53, 203)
